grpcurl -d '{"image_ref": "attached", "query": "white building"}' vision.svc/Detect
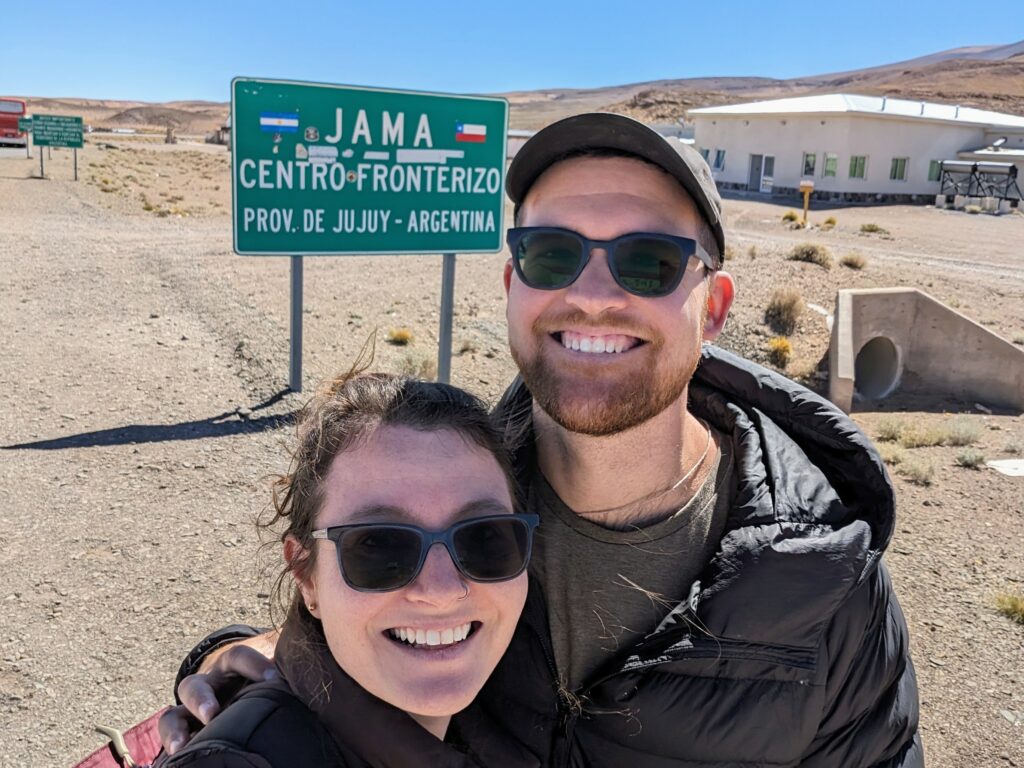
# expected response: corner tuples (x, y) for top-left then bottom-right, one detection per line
(688, 94), (1024, 202)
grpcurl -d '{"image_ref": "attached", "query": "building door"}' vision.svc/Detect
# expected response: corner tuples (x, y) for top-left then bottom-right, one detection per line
(748, 155), (763, 191)
(761, 155), (775, 193)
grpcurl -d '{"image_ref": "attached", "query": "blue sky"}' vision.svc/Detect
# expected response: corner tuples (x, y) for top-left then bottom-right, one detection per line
(5, 1), (1022, 102)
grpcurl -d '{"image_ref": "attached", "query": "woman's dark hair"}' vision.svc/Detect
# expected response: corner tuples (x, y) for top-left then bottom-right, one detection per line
(260, 364), (516, 624)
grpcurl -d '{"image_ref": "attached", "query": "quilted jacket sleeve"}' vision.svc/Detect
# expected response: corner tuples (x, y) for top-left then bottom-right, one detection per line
(800, 560), (924, 767)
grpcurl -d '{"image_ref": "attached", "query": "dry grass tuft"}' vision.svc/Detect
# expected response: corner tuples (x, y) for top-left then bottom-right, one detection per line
(787, 243), (832, 269)
(876, 417), (906, 442)
(398, 352), (437, 380)
(782, 210), (800, 223)
(860, 223), (889, 235)
(876, 443), (906, 466)
(386, 327), (414, 346)
(897, 458), (935, 486)
(764, 288), (804, 334)
(899, 425), (947, 449)
(996, 592), (1024, 625)
(964, 205), (982, 215)
(766, 337), (792, 368)
(747, 244), (758, 259)
(955, 448), (986, 469)
(945, 416), (982, 446)
(724, 245), (736, 261)
(840, 252), (867, 270)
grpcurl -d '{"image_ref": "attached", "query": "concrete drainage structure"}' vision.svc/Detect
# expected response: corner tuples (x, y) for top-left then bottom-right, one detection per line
(828, 288), (1024, 413)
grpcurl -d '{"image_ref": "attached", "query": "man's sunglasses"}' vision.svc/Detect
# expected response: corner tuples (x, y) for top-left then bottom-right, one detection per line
(507, 226), (715, 298)
(312, 513), (540, 593)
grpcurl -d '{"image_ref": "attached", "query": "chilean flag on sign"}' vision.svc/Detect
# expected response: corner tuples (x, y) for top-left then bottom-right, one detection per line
(455, 122), (487, 143)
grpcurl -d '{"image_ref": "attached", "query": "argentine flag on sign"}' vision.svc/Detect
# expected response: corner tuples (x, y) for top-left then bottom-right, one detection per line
(260, 112), (299, 132)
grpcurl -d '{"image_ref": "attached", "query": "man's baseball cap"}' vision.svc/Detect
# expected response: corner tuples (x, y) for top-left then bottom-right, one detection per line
(505, 113), (726, 266)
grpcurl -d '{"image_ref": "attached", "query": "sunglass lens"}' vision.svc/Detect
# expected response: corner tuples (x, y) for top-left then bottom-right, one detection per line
(452, 517), (531, 581)
(338, 526), (423, 591)
(515, 231), (583, 289)
(612, 237), (685, 296)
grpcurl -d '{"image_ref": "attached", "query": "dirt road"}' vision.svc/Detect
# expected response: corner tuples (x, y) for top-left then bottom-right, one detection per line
(1, 140), (1021, 767)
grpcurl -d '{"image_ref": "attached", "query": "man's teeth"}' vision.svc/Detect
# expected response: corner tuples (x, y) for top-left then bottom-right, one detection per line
(560, 332), (635, 354)
(388, 623), (473, 647)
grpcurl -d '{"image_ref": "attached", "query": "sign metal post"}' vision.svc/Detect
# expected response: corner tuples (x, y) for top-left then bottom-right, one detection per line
(231, 78), (507, 392)
(437, 253), (456, 383)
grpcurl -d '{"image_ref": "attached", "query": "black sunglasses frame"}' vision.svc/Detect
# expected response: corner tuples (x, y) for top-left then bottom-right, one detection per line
(506, 226), (714, 298)
(311, 513), (540, 593)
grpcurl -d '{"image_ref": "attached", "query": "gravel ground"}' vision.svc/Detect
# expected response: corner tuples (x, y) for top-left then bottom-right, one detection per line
(1, 140), (1022, 767)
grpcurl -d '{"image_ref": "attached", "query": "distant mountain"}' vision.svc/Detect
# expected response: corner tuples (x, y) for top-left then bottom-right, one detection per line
(17, 40), (1024, 132)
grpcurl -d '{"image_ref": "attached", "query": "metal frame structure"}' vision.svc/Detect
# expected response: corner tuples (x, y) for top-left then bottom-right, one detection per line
(939, 160), (1022, 201)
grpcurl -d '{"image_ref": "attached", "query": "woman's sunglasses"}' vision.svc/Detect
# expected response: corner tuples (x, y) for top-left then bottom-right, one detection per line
(507, 226), (715, 298)
(311, 513), (540, 593)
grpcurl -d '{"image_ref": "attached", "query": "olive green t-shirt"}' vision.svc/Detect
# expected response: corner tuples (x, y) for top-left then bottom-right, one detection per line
(528, 430), (735, 691)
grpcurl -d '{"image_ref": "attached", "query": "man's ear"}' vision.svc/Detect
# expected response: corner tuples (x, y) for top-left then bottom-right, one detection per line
(503, 259), (514, 296)
(284, 535), (320, 619)
(703, 271), (735, 341)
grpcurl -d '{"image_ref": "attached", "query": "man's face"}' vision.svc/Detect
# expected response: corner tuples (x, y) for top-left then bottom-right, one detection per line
(504, 155), (731, 436)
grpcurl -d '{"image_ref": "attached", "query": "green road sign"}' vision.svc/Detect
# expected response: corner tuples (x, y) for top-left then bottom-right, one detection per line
(231, 78), (508, 255)
(17, 118), (32, 132)
(31, 115), (83, 148)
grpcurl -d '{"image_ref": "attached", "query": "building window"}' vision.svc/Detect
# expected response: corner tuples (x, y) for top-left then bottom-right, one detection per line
(928, 160), (942, 182)
(802, 152), (816, 177)
(890, 157), (908, 181)
(699, 148), (710, 162)
(713, 149), (726, 170)
(849, 155), (868, 179)
(823, 153), (838, 178)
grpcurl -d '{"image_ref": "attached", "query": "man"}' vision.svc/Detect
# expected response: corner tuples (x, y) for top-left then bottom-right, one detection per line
(163, 113), (923, 766)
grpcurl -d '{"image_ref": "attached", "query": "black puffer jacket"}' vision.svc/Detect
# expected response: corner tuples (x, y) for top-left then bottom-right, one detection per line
(474, 345), (923, 767)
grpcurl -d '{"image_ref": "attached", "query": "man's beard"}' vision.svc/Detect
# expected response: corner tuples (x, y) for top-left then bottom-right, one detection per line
(510, 309), (707, 437)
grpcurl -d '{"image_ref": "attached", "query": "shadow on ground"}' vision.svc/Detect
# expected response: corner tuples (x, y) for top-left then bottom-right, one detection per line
(3, 390), (296, 450)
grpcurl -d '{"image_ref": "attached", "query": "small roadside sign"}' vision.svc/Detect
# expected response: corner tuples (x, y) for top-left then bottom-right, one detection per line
(32, 115), (83, 148)
(17, 117), (32, 132)
(231, 78), (508, 256)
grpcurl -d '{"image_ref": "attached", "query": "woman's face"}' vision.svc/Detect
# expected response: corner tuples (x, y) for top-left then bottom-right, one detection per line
(294, 425), (528, 719)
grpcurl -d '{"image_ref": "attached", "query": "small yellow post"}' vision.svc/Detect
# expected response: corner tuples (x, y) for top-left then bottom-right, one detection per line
(799, 180), (815, 227)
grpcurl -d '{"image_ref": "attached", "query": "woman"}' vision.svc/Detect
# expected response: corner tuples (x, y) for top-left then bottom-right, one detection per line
(161, 372), (540, 767)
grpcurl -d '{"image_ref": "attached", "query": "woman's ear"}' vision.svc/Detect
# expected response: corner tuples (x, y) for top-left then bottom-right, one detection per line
(284, 535), (320, 619)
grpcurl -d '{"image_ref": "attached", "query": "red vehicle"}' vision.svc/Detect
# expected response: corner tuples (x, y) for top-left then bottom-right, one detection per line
(0, 98), (27, 147)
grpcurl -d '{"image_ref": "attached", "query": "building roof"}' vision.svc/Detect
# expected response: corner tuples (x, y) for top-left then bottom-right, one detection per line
(688, 93), (1024, 129)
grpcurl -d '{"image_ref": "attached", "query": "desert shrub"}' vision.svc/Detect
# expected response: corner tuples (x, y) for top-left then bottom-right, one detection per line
(876, 443), (905, 466)
(840, 252), (867, 270)
(824, 216), (837, 226)
(787, 243), (832, 269)
(1003, 440), (1023, 455)
(457, 340), (479, 355)
(860, 223), (889, 235)
(748, 244), (759, 259)
(398, 352), (437, 380)
(996, 592), (1024, 625)
(899, 425), (946, 449)
(945, 415), (982, 446)
(964, 205), (982, 215)
(782, 210), (800, 222)
(955, 448), (986, 469)
(386, 327), (414, 346)
(724, 245), (736, 261)
(897, 458), (934, 486)
(876, 417), (906, 442)
(764, 288), (804, 334)
(1012, 333), (1024, 345)
(766, 337), (792, 368)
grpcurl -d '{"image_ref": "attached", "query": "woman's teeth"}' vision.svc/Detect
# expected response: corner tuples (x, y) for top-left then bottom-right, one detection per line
(388, 623), (473, 647)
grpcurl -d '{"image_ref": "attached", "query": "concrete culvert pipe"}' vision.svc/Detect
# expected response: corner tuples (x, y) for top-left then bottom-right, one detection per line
(854, 336), (900, 400)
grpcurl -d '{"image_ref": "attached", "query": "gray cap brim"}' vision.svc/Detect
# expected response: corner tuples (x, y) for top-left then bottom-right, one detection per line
(505, 113), (725, 265)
